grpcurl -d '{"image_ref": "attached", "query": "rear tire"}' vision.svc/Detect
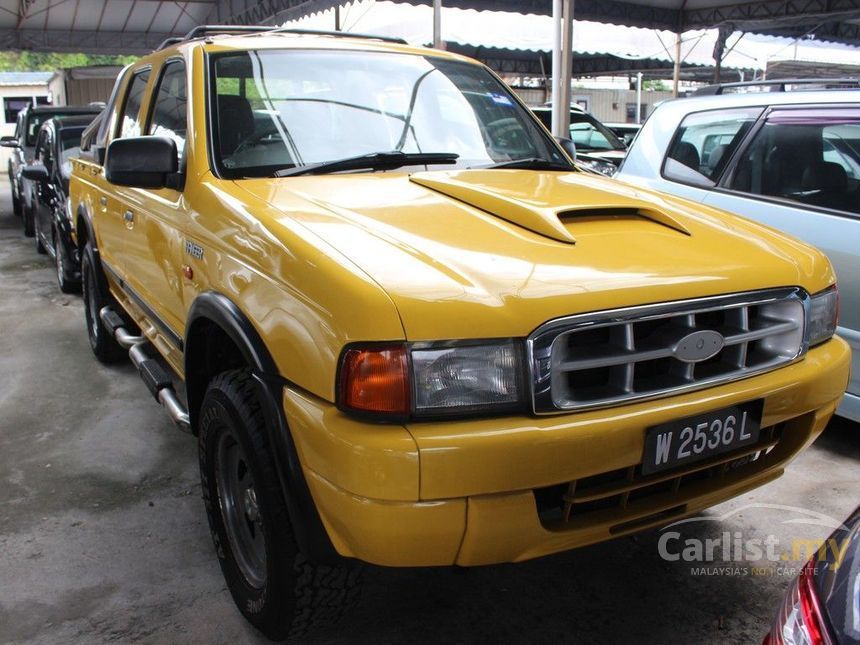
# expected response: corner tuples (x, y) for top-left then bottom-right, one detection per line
(11, 188), (21, 217)
(81, 245), (124, 363)
(22, 202), (34, 237)
(55, 225), (80, 294)
(199, 370), (361, 641)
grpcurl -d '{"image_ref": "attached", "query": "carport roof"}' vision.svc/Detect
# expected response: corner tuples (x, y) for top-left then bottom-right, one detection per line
(3, 0), (860, 54)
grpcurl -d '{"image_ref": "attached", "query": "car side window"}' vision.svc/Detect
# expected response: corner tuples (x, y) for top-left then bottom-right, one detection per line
(147, 60), (187, 160)
(663, 108), (762, 187)
(117, 69), (151, 139)
(35, 129), (52, 171)
(728, 108), (860, 216)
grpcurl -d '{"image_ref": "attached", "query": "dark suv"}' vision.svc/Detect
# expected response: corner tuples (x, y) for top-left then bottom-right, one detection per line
(22, 114), (99, 292)
(2, 104), (102, 236)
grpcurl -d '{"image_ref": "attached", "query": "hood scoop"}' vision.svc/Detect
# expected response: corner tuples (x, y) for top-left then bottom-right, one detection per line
(410, 171), (690, 244)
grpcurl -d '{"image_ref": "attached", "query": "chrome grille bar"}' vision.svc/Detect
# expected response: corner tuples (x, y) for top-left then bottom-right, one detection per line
(528, 287), (809, 414)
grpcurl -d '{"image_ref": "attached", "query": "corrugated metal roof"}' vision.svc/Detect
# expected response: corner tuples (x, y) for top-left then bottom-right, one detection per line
(0, 71), (55, 86)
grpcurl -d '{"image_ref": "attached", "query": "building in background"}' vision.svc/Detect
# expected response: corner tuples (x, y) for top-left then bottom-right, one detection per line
(60, 65), (123, 105)
(0, 71), (64, 166)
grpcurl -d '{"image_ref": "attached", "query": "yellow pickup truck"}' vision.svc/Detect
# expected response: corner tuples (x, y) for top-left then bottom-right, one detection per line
(69, 26), (850, 640)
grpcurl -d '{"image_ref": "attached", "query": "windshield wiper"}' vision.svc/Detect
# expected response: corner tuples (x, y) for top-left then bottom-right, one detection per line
(475, 157), (573, 171)
(274, 151), (459, 177)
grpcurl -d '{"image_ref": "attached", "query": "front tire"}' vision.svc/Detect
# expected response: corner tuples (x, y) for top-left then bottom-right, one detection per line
(81, 246), (124, 363)
(199, 370), (360, 641)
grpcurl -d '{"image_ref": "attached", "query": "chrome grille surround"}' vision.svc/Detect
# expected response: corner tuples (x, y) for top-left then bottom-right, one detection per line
(528, 287), (809, 414)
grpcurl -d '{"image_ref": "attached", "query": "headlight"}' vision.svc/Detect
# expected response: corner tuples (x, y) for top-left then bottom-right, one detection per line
(807, 285), (839, 347)
(337, 340), (525, 420)
(576, 158), (616, 176)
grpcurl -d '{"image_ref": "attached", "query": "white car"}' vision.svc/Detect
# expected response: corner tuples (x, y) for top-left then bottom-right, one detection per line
(617, 87), (860, 422)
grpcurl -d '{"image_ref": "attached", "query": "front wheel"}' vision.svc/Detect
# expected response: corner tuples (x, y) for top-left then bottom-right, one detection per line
(199, 370), (360, 641)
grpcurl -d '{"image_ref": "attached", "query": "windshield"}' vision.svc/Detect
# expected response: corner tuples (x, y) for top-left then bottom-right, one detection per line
(568, 114), (625, 152)
(210, 50), (566, 177)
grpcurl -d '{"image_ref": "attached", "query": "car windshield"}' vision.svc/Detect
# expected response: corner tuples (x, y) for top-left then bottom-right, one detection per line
(210, 50), (566, 177)
(568, 114), (625, 152)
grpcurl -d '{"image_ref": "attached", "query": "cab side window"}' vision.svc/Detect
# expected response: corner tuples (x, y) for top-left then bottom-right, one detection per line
(35, 129), (52, 172)
(147, 61), (187, 160)
(728, 108), (860, 216)
(117, 69), (151, 139)
(663, 108), (762, 186)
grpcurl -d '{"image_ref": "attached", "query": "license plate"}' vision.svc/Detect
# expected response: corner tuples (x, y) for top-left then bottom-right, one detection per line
(641, 400), (763, 476)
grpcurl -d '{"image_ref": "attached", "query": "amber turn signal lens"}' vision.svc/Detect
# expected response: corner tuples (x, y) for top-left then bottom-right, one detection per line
(338, 345), (409, 415)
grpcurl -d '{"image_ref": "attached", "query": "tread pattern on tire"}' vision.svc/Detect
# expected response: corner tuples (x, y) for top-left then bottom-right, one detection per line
(201, 370), (361, 642)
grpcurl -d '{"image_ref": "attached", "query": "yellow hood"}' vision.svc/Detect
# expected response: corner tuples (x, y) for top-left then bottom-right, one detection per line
(234, 169), (834, 341)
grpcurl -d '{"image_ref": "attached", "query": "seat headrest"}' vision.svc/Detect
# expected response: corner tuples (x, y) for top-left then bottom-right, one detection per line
(217, 95), (255, 156)
(707, 144), (728, 172)
(801, 161), (848, 192)
(673, 141), (700, 171)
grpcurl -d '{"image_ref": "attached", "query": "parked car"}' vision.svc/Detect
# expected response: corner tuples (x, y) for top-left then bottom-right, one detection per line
(763, 504), (860, 644)
(22, 114), (98, 292)
(616, 86), (860, 423)
(1, 104), (102, 236)
(70, 26), (849, 640)
(531, 105), (627, 175)
(606, 121), (642, 146)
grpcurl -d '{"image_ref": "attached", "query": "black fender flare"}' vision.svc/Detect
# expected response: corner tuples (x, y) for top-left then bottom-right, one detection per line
(75, 203), (111, 296)
(185, 291), (341, 564)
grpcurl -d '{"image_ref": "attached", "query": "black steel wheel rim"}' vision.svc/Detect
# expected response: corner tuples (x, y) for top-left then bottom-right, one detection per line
(216, 429), (267, 589)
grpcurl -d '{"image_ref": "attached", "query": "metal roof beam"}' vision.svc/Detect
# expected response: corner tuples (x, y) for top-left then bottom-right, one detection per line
(683, 0), (860, 30)
(0, 27), (174, 53)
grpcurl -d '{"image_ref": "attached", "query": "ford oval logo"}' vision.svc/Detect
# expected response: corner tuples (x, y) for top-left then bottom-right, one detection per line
(674, 330), (725, 363)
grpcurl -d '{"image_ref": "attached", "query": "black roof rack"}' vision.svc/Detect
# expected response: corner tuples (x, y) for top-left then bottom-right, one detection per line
(693, 78), (860, 96)
(269, 27), (407, 45)
(156, 24), (407, 51)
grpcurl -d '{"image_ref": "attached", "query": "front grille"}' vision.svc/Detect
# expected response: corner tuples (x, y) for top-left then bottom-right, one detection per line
(534, 423), (785, 531)
(528, 288), (807, 413)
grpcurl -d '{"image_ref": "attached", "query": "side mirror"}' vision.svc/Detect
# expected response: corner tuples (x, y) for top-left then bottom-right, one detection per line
(555, 136), (577, 161)
(106, 136), (178, 189)
(1, 136), (19, 149)
(22, 163), (49, 181)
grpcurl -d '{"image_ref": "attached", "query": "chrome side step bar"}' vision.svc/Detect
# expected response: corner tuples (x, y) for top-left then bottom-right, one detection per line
(100, 307), (191, 433)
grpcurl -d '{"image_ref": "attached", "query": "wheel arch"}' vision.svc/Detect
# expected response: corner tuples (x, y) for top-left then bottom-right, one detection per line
(185, 291), (341, 564)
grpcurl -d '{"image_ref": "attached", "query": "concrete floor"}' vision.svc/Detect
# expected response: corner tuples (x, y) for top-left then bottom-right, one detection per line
(0, 179), (858, 645)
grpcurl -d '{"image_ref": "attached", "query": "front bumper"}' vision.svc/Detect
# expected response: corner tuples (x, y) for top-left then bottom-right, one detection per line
(285, 337), (851, 567)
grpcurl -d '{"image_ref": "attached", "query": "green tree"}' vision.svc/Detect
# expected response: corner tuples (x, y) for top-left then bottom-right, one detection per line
(0, 51), (137, 72)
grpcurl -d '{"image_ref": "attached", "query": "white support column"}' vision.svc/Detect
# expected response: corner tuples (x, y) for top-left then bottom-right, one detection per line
(672, 31), (681, 97)
(635, 71), (643, 124)
(433, 0), (442, 49)
(551, 0), (573, 138)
